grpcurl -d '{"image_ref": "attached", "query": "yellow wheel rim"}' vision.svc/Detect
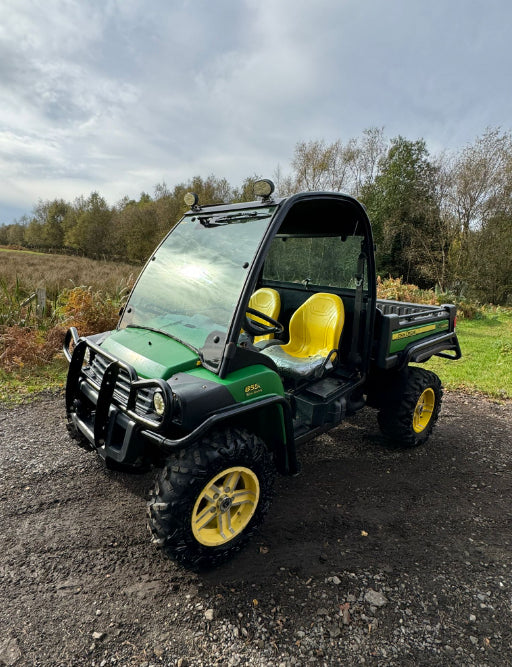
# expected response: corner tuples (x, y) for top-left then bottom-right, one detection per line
(413, 388), (436, 433)
(191, 466), (260, 547)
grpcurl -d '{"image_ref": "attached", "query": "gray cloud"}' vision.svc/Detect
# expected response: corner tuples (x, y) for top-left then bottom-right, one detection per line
(1, 0), (511, 222)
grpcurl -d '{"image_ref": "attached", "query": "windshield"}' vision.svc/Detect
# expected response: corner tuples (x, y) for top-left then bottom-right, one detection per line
(119, 207), (276, 366)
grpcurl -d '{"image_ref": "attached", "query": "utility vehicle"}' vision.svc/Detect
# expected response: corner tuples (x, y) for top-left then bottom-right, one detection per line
(64, 180), (461, 567)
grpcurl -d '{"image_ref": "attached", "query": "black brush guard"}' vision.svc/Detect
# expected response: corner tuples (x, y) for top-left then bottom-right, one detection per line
(64, 328), (174, 462)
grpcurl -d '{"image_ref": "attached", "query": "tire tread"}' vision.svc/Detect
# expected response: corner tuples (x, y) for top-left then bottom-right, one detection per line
(377, 367), (443, 448)
(147, 427), (274, 568)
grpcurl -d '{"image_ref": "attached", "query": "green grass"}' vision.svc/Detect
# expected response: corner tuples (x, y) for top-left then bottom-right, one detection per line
(0, 356), (68, 405)
(423, 308), (512, 399)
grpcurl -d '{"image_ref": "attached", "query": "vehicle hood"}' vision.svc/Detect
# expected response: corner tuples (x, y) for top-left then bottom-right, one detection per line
(99, 327), (200, 379)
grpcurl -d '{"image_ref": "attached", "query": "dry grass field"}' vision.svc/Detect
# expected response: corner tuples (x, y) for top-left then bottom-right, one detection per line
(0, 248), (138, 299)
(0, 250), (140, 385)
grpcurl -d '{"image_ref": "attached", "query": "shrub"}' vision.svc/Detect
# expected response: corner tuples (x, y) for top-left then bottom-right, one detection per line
(377, 276), (485, 319)
(453, 298), (484, 320)
(0, 251), (134, 371)
(55, 286), (122, 337)
(376, 276), (438, 305)
(0, 325), (65, 371)
(0, 286), (125, 371)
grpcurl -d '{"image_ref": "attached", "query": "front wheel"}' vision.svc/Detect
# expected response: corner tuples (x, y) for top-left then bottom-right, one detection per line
(377, 367), (442, 447)
(147, 428), (275, 568)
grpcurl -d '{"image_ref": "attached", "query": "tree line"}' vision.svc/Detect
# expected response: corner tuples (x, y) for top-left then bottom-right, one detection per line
(1, 127), (511, 305)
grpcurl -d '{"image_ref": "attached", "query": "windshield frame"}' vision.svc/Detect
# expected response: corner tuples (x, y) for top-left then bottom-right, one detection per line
(118, 202), (279, 372)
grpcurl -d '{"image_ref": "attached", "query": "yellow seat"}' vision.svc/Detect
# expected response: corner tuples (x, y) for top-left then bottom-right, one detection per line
(262, 293), (344, 379)
(248, 288), (281, 343)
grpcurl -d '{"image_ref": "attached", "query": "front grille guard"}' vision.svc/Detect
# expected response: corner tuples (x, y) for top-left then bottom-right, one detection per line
(64, 328), (174, 437)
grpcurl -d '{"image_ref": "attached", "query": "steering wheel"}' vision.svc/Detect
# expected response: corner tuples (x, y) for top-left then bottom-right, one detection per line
(244, 307), (284, 337)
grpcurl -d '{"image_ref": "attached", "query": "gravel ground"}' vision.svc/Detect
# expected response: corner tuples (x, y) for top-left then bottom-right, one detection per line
(0, 391), (511, 666)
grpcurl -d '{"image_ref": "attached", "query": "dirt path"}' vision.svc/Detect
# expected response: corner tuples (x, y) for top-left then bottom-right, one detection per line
(0, 392), (511, 666)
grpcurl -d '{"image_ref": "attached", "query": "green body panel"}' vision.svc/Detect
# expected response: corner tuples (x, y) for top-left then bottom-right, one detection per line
(183, 364), (287, 444)
(389, 319), (449, 354)
(220, 364), (287, 445)
(98, 330), (287, 443)
(185, 364), (285, 403)
(100, 328), (200, 379)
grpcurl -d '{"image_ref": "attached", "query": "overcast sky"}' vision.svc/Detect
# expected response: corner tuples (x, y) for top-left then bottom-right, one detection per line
(0, 0), (511, 223)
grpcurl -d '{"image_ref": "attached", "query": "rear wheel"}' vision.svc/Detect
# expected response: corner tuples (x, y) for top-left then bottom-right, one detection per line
(377, 367), (442, 447)
(147, 427), (274, 568)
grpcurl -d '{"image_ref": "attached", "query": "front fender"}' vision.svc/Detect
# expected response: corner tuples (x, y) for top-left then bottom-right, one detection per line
(143, 394), (298, 475)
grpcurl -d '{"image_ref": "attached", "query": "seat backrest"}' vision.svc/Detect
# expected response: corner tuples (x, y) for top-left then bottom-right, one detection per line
(284, 293), (344, 358)
(248, 288), (281, 342)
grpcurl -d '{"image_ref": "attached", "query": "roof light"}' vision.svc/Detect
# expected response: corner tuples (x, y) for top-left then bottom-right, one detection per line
(253, 179), (275, 200)
(184, 192), (200, 209)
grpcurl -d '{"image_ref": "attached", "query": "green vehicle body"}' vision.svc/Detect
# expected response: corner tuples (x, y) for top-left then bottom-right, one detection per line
(64, 182), (461, 565)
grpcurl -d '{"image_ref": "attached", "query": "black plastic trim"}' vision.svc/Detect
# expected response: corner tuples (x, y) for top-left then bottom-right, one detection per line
(142, 394), (299, 475)
(400, 332), (462, 370)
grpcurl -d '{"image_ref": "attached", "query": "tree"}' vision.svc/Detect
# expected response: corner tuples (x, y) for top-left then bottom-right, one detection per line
(2, 221), (26, 246)
(345, 127), (387, 197)
(361, 136), (445, 287)
(64, 192), (114, 257)
(290, 128), (388, 196)
(447, 128), (512, 236)
(24, 218), (45, 248)
(153, 175), (231, 236)
(273, 164), (295, 197)
(187, 174), (232, 205)
(444, 128), (512, 296)
(26, 199), (70, 249)
(466, 215), (512, 304)
(114, 198), (160, 263)
(291, 139), (351, 192)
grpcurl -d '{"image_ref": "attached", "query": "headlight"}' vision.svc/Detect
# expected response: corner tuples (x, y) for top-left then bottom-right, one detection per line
(153, 391), (165, 416)
(82, 348), (91, 367)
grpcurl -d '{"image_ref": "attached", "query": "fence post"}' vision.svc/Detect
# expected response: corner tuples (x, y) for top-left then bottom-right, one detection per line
(36, 287), (46, 318)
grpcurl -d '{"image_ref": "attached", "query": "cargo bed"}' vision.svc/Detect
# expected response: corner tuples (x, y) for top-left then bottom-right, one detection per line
(374, 300), (461, 370)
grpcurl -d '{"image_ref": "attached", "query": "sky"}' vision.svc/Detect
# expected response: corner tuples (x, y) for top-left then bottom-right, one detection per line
(1, 0), (511, 224)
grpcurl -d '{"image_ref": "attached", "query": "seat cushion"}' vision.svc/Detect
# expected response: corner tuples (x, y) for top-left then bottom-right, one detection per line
(261, 345), (326, 379)
(260, 293), (343, 381)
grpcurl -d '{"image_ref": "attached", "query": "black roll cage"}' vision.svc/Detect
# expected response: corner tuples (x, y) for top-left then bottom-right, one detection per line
(218, 191), (377, 379)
